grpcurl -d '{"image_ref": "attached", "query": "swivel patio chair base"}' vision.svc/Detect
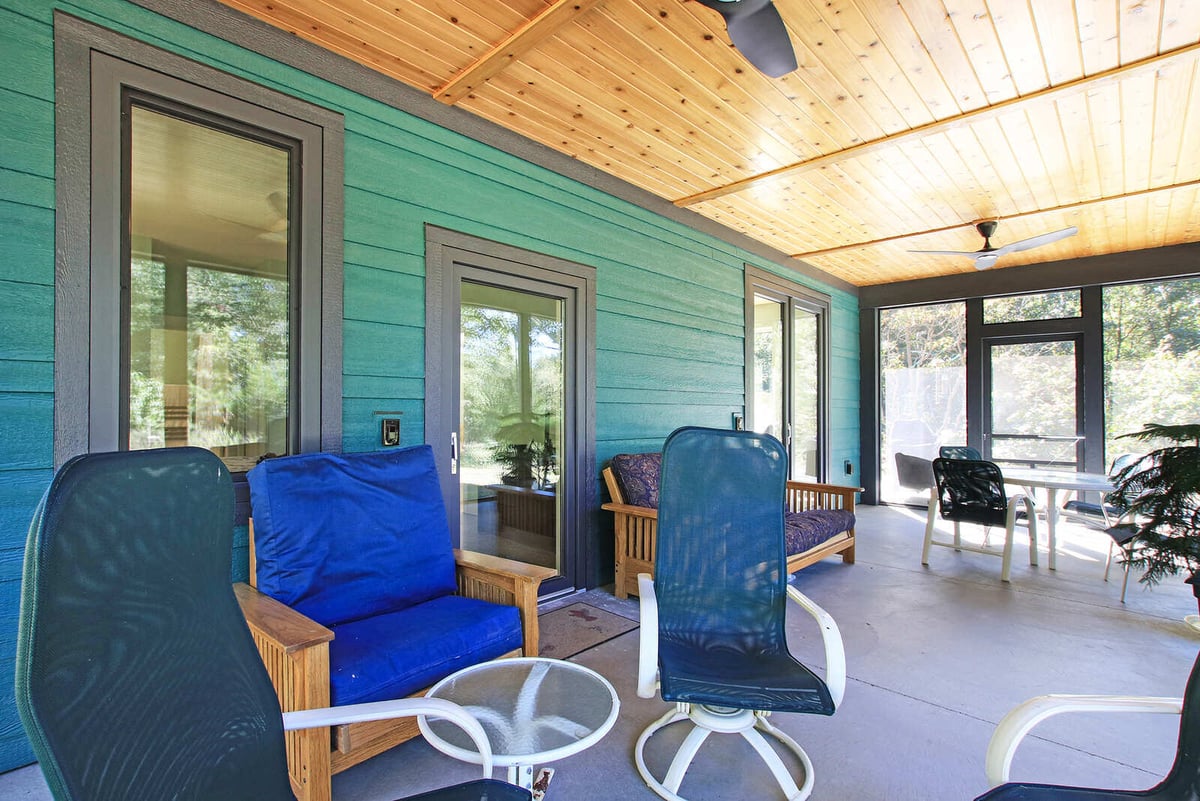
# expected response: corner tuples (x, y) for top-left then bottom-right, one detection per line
(635, 704), (816, 801)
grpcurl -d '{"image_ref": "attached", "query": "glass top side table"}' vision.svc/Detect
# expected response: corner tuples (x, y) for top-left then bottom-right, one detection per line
(417, 657), (620, 791)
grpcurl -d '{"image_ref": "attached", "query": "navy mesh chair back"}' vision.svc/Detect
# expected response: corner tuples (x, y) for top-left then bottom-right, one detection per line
(976, 651), (1200, 799)
(16, 448), (295, 801)
(655, 426), (834, 714)
(940, 445), (983, 461)
(933, 458), (1010, 529)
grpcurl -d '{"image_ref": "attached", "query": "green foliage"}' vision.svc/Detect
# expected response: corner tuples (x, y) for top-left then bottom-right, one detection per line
(1111, 424), (1200, 586)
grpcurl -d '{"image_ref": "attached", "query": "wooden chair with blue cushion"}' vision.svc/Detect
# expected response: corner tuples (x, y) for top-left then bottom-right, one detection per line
(15, 447), (530, 801)
(240, 445), (553, 801)
(602, 450), (858, 599)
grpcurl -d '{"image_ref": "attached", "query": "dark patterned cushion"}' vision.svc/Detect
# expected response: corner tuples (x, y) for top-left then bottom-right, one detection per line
(609, 452), (662, 508)
(785, 509), (855, 556)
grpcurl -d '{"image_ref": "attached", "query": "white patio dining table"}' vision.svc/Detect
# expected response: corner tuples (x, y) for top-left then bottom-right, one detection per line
(1002, 466), (1115, 571)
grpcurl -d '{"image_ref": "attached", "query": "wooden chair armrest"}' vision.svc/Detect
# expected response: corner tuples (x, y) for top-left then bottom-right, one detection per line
(234, 582), (333, 654)
(234, 582), (333, 798)
(601, 501), (658, 519)
(453, 549), (554, 657)
(785, 481), (863, 513)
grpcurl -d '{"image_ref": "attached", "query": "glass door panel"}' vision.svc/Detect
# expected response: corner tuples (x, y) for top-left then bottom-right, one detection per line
(987, 339), (1081, 468)
(752, 295), (786, 443)
(791, 308), (819, 481)
(459, 281), (563, 571)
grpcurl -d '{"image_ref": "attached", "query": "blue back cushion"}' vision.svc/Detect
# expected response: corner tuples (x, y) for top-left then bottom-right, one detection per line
(247, 445), (458, 627)
(610, 452), (662, 508)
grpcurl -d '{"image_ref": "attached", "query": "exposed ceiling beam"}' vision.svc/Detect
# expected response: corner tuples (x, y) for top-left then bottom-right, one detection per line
(791, 178), (1200, 260)
(435, 0), (602, 105)
(675, 40), (1200, 208)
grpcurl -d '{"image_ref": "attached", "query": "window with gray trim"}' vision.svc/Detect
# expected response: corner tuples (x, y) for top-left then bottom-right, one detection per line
(744, 266), (832, 482)
(54, 15), (343, 471)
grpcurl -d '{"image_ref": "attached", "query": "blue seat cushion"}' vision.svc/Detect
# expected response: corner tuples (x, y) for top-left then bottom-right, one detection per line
(610, 453), (662, 508)
(247, 445), (457, 627)
(328, 595), (522, 705)
(784, 509), (855, 556)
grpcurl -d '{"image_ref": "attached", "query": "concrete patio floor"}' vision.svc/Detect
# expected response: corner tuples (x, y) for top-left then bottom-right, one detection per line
(4, 502), (1198, 800)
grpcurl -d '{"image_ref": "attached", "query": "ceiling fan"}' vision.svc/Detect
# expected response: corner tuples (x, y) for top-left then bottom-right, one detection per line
(693, 0), (798, 78)
(909, 220), (1079, 270)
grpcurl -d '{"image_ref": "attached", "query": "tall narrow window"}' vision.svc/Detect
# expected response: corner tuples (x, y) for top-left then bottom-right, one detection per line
(879, 303), (966, 504)
(126, 102), (294, 471)
(745, 267), (830, 482)
(55, 21), (343, 471)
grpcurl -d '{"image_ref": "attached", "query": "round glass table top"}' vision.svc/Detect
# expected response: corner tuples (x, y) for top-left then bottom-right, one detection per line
(418, 657), (620, 766)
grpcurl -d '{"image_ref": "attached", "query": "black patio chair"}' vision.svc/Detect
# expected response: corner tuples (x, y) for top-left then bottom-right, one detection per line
(633, 426), (846, 801)
(940, 445), (983, 460)
(924, 458), (1039, 582)
(15, 447), (529, 801)
(975, 651), (1200, 799)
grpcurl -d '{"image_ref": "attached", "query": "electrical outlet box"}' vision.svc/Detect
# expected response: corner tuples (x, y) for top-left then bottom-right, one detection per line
(732, 412), (745, 431)
(381, 418), (401, 446)
(844, 460), (853, 475)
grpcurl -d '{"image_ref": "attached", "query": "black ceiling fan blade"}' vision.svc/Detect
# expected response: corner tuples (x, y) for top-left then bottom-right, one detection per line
(695, 0), (798, 78)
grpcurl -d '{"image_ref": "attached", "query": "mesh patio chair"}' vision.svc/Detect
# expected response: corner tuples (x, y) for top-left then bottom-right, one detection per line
(940, 445), (983, 460)
(975, 652), (1200, 799)
(634, 426), (846, 801)
(15, 447), (529, 801)
(924, 458), (1040, 582)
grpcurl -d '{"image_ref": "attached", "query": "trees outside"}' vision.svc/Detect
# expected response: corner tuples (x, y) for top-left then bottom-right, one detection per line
(127, 256), (289, 462)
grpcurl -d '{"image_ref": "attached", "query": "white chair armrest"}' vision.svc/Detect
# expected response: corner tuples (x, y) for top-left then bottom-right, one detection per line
(786, 586), (847, 707)
(637, 572), (660, 699)
(282, 696), (496, 776)
(985, 694), (1183, 787)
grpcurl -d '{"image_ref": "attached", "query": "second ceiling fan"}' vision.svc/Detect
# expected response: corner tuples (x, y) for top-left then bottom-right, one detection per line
(910, 220), (1079, 270)
(693, 0), (798, 78)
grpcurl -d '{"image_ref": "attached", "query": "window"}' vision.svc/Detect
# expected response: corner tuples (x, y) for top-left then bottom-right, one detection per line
(55, 17), (343, 471)
(983, 290), (1080, 324)
(879, 302), (966, 503)
(745, 266), (831, 482)
(1103, 277), (1200, 460)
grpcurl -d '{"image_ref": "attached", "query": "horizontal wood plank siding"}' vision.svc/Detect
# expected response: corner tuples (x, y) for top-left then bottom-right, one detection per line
(0, 0), (859, 771)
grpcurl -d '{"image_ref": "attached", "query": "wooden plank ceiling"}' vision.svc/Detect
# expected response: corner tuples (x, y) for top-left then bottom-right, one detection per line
(217, 0), (1200, 287)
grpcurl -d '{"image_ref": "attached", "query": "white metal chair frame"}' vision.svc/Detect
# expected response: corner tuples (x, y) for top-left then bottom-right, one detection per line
(283, 697), (499, 777)
(634, 573), (847, 801)
(983, 692), (1183, 788)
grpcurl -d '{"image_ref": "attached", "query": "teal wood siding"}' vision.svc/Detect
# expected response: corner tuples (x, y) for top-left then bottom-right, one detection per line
(0, 0), (859, 771)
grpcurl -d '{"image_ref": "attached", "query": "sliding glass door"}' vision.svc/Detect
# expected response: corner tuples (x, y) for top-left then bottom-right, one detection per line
(746, 267), (830, 482)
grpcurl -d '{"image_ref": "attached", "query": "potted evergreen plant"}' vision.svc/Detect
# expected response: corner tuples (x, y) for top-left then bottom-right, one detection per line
(1109, 423), (1200, 612)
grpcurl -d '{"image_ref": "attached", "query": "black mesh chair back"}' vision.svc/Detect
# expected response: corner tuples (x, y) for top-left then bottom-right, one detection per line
(16, 448), (295, 801)
(940, 445), (983, 461)
(976, 651), (1200, 799)
(654, 426), (833, 715)
(932, 458), (1010, 529)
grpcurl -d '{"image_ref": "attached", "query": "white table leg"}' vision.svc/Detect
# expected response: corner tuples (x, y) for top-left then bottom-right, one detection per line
(1044, 488), (1058, 571)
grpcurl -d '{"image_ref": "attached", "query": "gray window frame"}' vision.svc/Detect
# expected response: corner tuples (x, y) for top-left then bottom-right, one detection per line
(54, 14), (343, 468)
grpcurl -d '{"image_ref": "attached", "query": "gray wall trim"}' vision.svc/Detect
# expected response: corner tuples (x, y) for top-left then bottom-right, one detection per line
(860, 242), (1200, 309)
(54, 12), (343, 467)
(858, 307), (880, 505)
(127, 0), (858, 298)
